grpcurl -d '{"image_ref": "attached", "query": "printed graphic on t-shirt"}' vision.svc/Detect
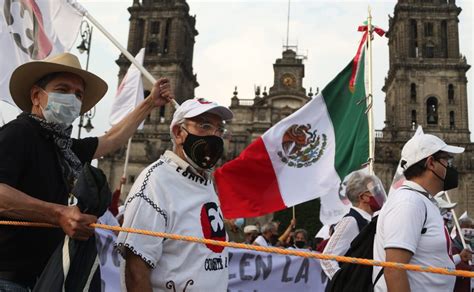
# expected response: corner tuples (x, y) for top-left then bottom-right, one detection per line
(200, 202), (226, 253)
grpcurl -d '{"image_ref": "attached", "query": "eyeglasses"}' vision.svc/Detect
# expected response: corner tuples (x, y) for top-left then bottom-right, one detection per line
(184, 120), (228, 138)
(435, 156), (454, 168)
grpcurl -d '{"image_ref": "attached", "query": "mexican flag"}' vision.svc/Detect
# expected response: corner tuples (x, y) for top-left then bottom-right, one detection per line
(215, 50), (369, 219)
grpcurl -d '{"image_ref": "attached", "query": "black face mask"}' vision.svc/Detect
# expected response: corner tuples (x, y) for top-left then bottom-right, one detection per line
(294, 240), (306, 249)
(182, 129), (224, 169)
(432, 160), (459, 191)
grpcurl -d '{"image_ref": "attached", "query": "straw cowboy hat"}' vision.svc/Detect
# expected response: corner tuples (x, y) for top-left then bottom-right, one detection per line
(9, 53), (108, 114)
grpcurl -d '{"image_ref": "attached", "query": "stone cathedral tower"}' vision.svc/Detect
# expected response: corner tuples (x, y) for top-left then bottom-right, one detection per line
(374, 0), (474, 212)
(99, 0), (199, 193)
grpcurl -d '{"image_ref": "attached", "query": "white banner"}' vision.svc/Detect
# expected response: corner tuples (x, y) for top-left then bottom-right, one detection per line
(0, 0), (83, 106)
(228, 248), (327, 291)
(95, 212), (122, 292)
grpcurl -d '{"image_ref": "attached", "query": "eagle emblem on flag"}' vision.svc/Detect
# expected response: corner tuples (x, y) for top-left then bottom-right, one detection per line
(277, 124), (327, 168)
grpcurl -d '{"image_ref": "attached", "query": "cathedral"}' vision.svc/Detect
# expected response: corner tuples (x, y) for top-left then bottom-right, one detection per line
(98, 0), (473, 214)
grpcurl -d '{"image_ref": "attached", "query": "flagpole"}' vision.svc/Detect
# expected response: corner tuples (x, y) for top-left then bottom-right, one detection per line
(443, 192), (470, 251)
(82, 12), (179, 109)
(367, 7), (375, 175)
(122, 138), (133, 188)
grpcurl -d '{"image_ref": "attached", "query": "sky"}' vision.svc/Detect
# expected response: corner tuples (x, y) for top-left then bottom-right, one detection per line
(0, 0), (473, 141)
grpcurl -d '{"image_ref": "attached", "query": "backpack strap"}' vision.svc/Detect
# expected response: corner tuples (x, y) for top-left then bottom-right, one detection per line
(344, 208), (369, 232)
(373, 267), (384, 287)
(421, 202), (427, 234)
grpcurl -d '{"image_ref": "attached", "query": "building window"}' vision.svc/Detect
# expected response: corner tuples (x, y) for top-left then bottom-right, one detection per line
(411, 110), (417, 125)
(426, 97), (438, 124)
(424, 23), (433, 37)
(410, 83), (417, 102)
(409, 20), (418, 58)
(448, 84), (454, 104)
(424, 43), (435, 58)
(441, 20), (448, 58)
(159, 106), (165, 123)
(135, 19), (145, 54)
(163, 19), (172, 54)
(147, 42), (159, 54)
(129, 175), (136, 184)
(449, 111), (455, 129)
(151, 21), (160, 35)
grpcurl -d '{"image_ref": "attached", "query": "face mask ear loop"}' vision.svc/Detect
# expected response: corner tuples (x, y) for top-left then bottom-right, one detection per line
(428, 157), (446, 182)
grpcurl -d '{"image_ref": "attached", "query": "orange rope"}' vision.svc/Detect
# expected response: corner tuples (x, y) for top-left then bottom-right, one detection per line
(0, 220), (472, 278)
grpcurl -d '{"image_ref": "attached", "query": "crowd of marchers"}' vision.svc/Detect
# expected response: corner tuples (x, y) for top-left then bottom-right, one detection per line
(0, 53), (473, 292)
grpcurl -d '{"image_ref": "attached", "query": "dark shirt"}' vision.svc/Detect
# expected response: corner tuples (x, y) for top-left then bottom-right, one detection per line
(0, 115), (98, 285)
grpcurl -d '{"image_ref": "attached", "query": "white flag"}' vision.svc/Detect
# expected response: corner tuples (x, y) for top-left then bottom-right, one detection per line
(109, 48), (145, 129)
(388, 126), (425, 196)
(0, 0), (84, 107)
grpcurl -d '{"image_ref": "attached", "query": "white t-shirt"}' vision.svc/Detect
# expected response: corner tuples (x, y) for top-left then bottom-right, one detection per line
(116, 151), (228, 291)
(373, 181), (455, 292)
(253, 235), (269, 247)
(321, 207), (372, 279)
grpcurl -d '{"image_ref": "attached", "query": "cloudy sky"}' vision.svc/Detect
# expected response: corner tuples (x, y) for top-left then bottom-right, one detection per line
(1, 0), (472, 140)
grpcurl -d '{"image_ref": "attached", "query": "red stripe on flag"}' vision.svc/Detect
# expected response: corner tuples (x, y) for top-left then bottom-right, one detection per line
(349, 31), (367, 92)
(214, 137), (286, 219)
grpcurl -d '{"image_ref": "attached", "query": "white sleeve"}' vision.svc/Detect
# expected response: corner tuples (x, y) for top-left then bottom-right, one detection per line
(253, 235), (268, 246)
(115, 172), (168, 268)
(98, 210), (119, 226)
(453, 254), (461, 265)
(321, 217), (359, 279)
(382, 201), (425, 254)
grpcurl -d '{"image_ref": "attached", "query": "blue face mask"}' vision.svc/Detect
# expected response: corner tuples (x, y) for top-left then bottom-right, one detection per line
(40, 91), (82, 126)
(234, 218), (245, 229)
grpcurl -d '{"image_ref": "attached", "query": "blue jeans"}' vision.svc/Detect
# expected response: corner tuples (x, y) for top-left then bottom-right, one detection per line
(0, 279), (30, 292)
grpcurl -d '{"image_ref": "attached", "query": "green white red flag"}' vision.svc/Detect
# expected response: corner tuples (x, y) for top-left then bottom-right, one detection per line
(215, 42), (370, 219)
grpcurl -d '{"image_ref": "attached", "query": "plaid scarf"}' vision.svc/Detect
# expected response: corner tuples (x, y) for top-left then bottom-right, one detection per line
(26, 113), (82, 187)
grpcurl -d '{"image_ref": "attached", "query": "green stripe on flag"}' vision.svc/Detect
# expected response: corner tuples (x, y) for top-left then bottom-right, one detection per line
(321, 52), (369, 180)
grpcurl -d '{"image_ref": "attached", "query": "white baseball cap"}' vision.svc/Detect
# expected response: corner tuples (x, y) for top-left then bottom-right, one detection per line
(170, 98), (233, 133)
(243, 225), (259, 234)
(400, 133), (464, 170)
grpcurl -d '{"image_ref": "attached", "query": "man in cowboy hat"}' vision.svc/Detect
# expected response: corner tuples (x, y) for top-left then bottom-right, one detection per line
(0, 52), (174, 291)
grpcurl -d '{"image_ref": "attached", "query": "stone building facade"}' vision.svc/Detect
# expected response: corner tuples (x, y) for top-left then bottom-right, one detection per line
(373, 0), (473, 213)
(223, 49), (314, 161)
(99, 0), (199, 194)
(99, 0), (473, 214)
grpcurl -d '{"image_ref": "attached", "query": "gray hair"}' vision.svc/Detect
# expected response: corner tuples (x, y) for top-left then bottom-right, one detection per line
(345, 170), (378, 206)
(261, 222), (277, 234)
(170, 119), (185, 151)
(294, 229), (308, 241)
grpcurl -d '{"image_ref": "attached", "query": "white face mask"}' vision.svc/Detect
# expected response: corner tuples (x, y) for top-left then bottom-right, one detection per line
(40, 90), (82, 126)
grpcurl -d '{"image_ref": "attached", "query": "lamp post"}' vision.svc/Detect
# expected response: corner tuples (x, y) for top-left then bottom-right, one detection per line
(77, 20), (94, 138)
